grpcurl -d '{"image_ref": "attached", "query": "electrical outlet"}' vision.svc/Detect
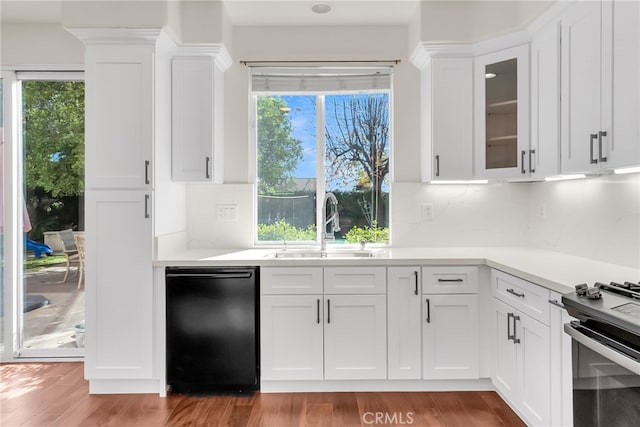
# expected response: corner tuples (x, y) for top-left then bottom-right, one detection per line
(539, 203), (547, 219)
(216, 204), (238, 221)
(421, 203), (434, 221)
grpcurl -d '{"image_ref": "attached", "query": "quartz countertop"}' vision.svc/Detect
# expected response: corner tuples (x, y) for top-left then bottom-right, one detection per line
(154, 246), (640, 294)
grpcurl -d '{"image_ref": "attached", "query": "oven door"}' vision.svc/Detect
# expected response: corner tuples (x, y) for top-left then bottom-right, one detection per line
(565, 322), (640, 427)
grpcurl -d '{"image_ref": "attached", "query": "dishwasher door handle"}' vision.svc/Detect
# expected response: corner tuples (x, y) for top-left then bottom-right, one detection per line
(166, 273), (253, 279)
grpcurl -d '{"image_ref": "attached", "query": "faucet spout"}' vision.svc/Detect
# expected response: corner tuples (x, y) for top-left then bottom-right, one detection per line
(321, 192), (340, 251)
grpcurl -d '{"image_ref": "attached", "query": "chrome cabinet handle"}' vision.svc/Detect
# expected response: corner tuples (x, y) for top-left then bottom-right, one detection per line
(506, 288), (525, 298)
(426, 298), (431, 323)
(145, 160), (150, 185)
(507, 312), (514, 341)
(414, 271), (419, 295)
(327, 299), (330, 324)
(548, 299), (565, 309)
(521, 151), (526, 174)
(317, 299), (320, 324)
(438, 278), (463, 283)
(513, 315), (521, 344)
(590, 133), (598, 164)
(435, 155), (440, 177)
(529, 149), (535, 173)
(144, 194), (150, 218)
(598, 130), (608, 163)
(205, 156), (211, 179)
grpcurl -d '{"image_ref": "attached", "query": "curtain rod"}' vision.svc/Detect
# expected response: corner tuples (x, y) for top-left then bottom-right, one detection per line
(240, 59), (400, 66)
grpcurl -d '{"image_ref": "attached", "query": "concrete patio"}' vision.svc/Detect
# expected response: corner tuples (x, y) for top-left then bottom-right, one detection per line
(24, 262), (84, 349)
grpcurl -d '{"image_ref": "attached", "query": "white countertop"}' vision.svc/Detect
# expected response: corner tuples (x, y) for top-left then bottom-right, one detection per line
(154, 246), (640, 294)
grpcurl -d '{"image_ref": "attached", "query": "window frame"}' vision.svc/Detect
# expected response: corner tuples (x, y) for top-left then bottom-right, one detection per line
(251, 89), (392, 247)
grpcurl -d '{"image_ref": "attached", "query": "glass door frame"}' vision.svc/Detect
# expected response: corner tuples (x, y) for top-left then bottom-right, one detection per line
(1, 68), (85, 360)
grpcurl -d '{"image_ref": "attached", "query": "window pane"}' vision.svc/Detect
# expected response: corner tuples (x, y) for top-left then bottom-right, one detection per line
(257, 95), (317, 241)
(325, 93), (390, 244)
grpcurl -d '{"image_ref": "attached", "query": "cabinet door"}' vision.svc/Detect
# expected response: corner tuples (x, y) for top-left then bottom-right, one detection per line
(429, 57), (474, 181)
(516, 311), (551, 426)
(85, 190), (153, 379)
(260, 295), (323, 380)
(388, 267), (422, 379)
(560, 1), (603, 173)
(493, 298), (518, 399)
(172, 56), (221, 182)
(423, 294), (479, 379)
(324, 295), (387, 380)
(608, 0), (640, 168)
(531, 21), (561, 178)
(474, 44), (530, 179)
(549, 293), (574, 427)
(85, 45), (153, 189)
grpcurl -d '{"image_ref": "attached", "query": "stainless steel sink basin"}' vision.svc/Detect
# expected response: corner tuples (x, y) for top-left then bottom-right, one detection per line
(270, 248), (376, 259)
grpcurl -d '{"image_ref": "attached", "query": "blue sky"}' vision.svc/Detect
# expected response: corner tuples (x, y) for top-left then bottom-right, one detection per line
(282, 95), (317, 179)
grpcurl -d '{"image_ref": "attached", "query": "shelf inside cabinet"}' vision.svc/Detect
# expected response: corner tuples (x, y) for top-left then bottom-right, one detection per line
(487, 99), (517, 115)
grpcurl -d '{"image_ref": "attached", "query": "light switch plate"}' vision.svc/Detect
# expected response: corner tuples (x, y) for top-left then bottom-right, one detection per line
(216, 204), (238, 221)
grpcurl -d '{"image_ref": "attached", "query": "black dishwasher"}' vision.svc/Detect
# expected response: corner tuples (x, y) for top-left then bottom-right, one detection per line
(165, 267), (259, 394)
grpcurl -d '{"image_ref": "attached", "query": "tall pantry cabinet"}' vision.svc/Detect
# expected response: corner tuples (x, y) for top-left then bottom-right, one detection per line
(71, 29), (173, 393)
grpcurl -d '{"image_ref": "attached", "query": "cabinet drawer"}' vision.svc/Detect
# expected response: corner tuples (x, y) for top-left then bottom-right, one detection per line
(261, 267), (323, 295)
(422, 266), (478, 294)
(492, 269), (550, 325)
(324, 267), (386, 294)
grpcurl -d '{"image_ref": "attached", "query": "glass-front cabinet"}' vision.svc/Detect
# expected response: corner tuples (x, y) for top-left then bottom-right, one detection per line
(475, 45), (530, 179)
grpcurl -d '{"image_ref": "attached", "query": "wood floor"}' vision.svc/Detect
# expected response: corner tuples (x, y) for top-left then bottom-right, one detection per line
(0, 363), (525, 426)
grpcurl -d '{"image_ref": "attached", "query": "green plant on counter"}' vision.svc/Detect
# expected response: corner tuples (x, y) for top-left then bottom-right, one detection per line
(258, 219), (316, 241)
(345, 222), (389, 244)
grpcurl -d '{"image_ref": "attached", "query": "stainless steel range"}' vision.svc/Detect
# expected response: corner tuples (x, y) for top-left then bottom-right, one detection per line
(563, 282), (640, 427)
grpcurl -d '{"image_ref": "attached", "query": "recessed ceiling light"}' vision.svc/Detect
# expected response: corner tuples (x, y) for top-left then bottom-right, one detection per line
(312, 3), (331, 14)
(485, 73), (497, 79)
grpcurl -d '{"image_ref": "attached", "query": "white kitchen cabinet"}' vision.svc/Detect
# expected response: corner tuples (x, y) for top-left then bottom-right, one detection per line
(423, 294), (479, 379)
(261, 267), (387, 381)
(474, 44), (530, 179)
(260, 295), (324, 380)
(561, 0), (640, 173)
(171, 49), (231, 183)
(324, 267), (386, 294)
(387, 267), (422, 379)
(84, 44), (154, 190)
(411, 47), (474, 182)
(492, 270), (551, 426)
(422, 266), (478, 294)
(84, 190), (153, 380)
(324, 294), (387, 380)
(549, 292), (574, 427)
(530, 21), (561, 178)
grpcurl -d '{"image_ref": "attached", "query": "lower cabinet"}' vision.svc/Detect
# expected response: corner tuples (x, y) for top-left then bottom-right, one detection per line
(324, 295), (387, 380)
(492, 270), (551, 426)
(260, 295), (324, 380)
(549, 291), (574, 427)
(423, 294), (479, 379)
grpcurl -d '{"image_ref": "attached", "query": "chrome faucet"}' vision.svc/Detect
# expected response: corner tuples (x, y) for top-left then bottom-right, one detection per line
(321, 192), (341, 252)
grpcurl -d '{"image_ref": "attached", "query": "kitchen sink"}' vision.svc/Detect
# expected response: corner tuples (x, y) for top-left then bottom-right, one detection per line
(269, 248), (377, 259)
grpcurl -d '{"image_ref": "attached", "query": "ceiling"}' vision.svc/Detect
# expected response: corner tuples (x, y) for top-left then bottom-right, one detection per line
(1, 0), (550, 28)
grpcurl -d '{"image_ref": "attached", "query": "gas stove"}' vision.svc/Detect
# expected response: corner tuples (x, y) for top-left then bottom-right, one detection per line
(563, 281), (640, 351)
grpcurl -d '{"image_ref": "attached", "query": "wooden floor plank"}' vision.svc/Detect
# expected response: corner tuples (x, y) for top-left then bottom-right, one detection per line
(0, 363), (526, 426)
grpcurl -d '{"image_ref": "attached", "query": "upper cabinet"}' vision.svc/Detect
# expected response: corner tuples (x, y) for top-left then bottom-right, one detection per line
(85, 44), (155, 190)
(474, 45), (530, 179)
(171, 47), (232, 183)
(411, 47), (474, 182)
(530, 22), (561, 179)
(561, 0), (640, 173)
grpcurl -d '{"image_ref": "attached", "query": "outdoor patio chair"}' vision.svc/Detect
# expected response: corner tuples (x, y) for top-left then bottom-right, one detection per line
(74, 232), (85, 289)
(58, 229), (79, 283)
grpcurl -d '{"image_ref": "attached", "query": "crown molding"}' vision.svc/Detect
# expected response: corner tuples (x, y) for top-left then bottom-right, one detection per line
(410, 43), (474, 69)
(66, 28), (163, 45)
(173, 45), (233, 72)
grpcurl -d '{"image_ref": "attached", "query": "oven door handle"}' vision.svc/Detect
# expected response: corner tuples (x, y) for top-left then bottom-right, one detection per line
(564, 323), (640, 376)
